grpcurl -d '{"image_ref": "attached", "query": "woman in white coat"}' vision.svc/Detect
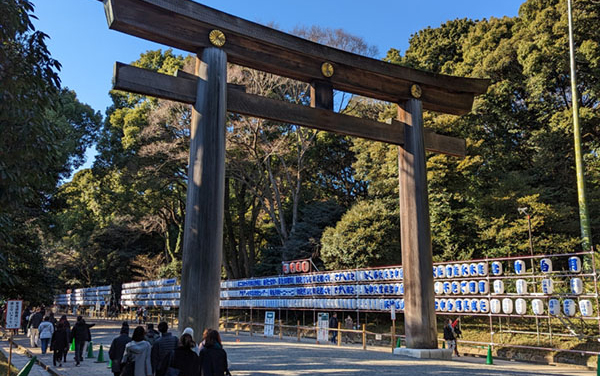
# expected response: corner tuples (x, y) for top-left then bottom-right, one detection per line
(122, 326), (152, 376)
(38, 316), (54, 354)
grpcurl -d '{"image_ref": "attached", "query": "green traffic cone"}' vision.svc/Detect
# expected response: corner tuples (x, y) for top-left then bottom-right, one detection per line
(486, 345), (494, 365)
(86, 341), (95, 358)
(442, 341), (445, 349)
(69, 338), (75, 351)
(107, 359), (112, 369)
(396, 337), (402, 348)
(16, 356), (36, 376)
(94, 344), (107, 363)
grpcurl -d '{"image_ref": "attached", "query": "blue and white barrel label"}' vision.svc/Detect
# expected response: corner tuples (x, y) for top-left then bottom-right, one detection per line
(568, 257), (582, 273)
(514, 260), (526, 274)
(502, 298), (513, 314)
(451, 281), (460, 295)
(477, 262), (488, 276)
(579, 300), (592, 317)
(548, 299), (560, 316)
(493, 280), (504, 294)
(490, 299), (501, 314)
(516, 279), (528, 295)
(541, 279), (554, 294)
(491, 261), (503, 276)
(540, 258), (552, 273)
(515, 298), (527, 315)
(563, 299), (576, 317)
(532, 299), (544, 315)
(478, 280), (489, 294)
(570, 278), (583, 295)
(479, 299), (489, 313)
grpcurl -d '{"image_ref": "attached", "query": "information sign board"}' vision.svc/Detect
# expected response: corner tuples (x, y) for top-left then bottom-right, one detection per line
(5, 300), (22, 329)
(264, 311), (275, 337)
(317, 312), (329, 343)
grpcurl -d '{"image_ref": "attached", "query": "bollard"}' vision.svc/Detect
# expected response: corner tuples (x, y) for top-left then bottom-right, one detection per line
(16, 356), (36, 376)
(362, 324), (366, 350)
(337, 322), (342, 347)
(108, 359), (112, 369)
(95, 344), (107, 363)
(486, 345), (493, 365)
(297, 320), (301, 342)
(235, 320), (239, 336)
(250, 321), (253, 336)
(69, 338), (75, 352)
(442, 341), (445, 349)
(86, 341), (95, 358)
(396, 337), (402, 348)
(279, 319), (283, 340)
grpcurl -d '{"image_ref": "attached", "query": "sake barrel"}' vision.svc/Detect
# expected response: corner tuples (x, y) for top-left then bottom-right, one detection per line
(433, 266), (438, 278)
(438, 265), (446, 278)
(479, 299), (490, 313)
(434, 281), (443, 295)
(541, 279), (554, 294)
(490, 299), (501, 314)
(493, 280), (505, 294)
(502, 298), (514, 314)
(469, 263), (478, 276)
(447, 299), (456, 312)
(532, 299), (544, 315)
(460, 281), (468, 294)
(491, 261), (503, 276)
(443, 281), (451, 295)
(516, 279), (528, 295)
(461, 263), (470, 277)
(451, 281), (460, 295)
(570, 277), (583, 295)
(434, 299), (440, 311)
(468, 280), (478, 294)
(540, 258), (552, 273)
(455, 299), (464, 312)
(445, 264), (454, 278)
(477, 262), (488, 276)
(463, 299), (471, 313)
(563, 299), (576, 316)
(579, 299), (593, 317)
(514, 260), (526, 275)
(515, 298), (527, 315)
(470, 299), (479, 312)
(548, 299), (560, 316)
(478, 280), (489, 294)
(568, 256), (582, 273)
(453, 264), (461, 278)
(440, 299), (448, 312)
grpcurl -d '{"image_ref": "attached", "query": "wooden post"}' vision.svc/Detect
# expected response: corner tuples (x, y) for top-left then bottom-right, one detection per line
(362, 324), (366, 350)
(337, 322), (342, 347)
(391, 320), (396, 352)
(297, 320), (301, 342)
(179, 47), (227, 339)
(279, 319), (283, 339)
(7, 332), (13, 376)
(236, 320), (239, 336)
(397, 99), (437, 349)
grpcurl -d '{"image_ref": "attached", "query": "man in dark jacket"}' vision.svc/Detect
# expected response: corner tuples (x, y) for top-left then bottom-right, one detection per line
(151, 321), (178, 375)
(109, 322), (131, 376)
(443, 318), (460, 357)
(28, 308), (43, 347)
(70, 316), (88, 366)
(329, 313), (339, 344)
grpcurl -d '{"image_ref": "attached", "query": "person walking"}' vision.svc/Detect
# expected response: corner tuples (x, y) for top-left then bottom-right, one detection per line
(329, 313), (339, 344)
(70, 316), (88, 366)
(443, 318), (460, 357)
(158, 333), (198, 376)
(109, 322), (131, 376)
(58, 315), (71, 363)
(27, 308), (43, 347)
(151, 321), (178, 375)
(38, 316), (54, 354)
(51, 321), (68, 367)
(21, 307), (31, 335)
(144, 323), (160, 346)
(198, 329), (230, 376)
(122, 326), (152, 376)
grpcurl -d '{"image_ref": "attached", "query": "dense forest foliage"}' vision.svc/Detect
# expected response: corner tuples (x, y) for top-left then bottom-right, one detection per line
(1, 0), (599, 305)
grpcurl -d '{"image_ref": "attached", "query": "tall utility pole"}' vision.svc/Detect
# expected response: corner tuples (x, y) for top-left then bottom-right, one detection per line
(567, 0), (592, 250)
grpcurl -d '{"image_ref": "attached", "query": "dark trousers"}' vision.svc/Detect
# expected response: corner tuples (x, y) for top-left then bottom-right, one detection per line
(53, 348), (64, 365)
(63, 346), (68, 362)
(74, 341), (85, 363)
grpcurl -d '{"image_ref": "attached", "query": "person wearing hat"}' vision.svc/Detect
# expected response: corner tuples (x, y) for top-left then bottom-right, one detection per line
(182, 327), (200, 355)
(109, 322), (132, 376)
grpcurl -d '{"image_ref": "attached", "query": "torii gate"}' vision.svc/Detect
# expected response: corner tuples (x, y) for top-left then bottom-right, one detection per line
(100, 0), (489, 349)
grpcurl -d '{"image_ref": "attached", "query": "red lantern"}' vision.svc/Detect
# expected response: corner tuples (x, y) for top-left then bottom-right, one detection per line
(289, 262), (296, 273)
(282, 263), (289, 274)
(295, 261), (302, 273)
(301, 260), (310, 272)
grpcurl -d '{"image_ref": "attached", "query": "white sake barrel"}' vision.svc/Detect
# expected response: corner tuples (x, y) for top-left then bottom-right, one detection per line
(493, 280), (505, 294)
(460, 281), (468, 294)
(438, 265), (446, 278)
(568, 256), (582, 273)
(532, 299), (544, 315)
(399, 267), (404, 280)
(540, 258), (553, 273)
(548, 299), (560, 316)
(399, 283), (405, 295)
(451, 281), (460, 295)
(400, 299), (405, 310)
(439, 299), (447, 312)
(514, 260), (526, 274)
(570, 277), (583, 295)
(516, 279), (528, 295)
(478, 280), (489, 294)
(477, 262), (488, 276)
(443, 281), (451, 295)
(469, 263), (478, 276)
(434, 281), (443, 295)
(515, 298), (527, 315)
(579, 300), (593, 317)
(463, 299), (471, 312)
(453, 264), (461, 278)
(479, 299), (490, 313)
(445, 264), (454, 278)
(455, 299), (464, 312)
(563, 299), (576, 316)
(461, 263), (470, 277)
(502, 298), (514, 314)
(470, 299), (479, 312)
(468, 280), (478, 294)
(491, 261), (503, 276)
(434, 299), (440, 311)
(447, 299), (456, 312)
(541, 279), (554, 294)
(490, 299), (501, 314)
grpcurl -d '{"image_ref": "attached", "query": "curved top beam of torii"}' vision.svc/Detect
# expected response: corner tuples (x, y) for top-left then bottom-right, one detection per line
(102, 0), (490, 115)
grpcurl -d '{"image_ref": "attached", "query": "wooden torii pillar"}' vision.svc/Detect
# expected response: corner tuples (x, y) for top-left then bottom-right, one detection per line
(101, 0), (489, 348)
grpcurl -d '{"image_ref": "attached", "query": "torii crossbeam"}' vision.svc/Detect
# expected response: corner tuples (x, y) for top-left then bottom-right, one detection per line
(100, 0), (489, 349)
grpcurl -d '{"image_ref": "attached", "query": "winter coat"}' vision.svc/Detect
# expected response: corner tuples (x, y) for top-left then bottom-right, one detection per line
(109, 333), (132, 373)
(60, 320), (71, 344)
(28, 312), (43, 329)
(51, 328), (68, 351)
(122, 340), (152, 376)
(164, 347), (198, 376)
(70, 321), (88, 343)
(329, 316), (338, 329)
(151, 333), (178, 374)
(443, 325), (455, 341)
(198, 345), (229, 376)
(144, 329), (160, 346)
(38, 321), (54, 339)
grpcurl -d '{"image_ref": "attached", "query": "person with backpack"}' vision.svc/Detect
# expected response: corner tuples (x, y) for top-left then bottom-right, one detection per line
(151, 321), (178, 375)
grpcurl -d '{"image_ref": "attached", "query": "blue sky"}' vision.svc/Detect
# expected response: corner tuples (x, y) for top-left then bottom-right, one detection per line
(33, 0), (525, 172)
